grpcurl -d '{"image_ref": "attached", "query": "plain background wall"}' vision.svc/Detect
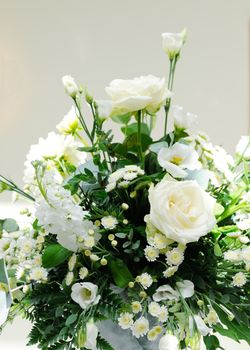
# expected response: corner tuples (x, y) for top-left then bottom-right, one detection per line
(0, 0), (249, 349)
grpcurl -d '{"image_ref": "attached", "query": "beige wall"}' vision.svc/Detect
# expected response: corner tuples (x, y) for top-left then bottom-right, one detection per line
(0, 0), (249, 349)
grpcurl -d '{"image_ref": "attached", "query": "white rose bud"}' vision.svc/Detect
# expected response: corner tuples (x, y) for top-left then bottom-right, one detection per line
(148, 179), (216, 244)
(173, 105), (197, 131)
(162, 29), (187, 59)
(159, 334), (179, 350)
(71, 282), (100, 309)
(62, 75), (78, 98)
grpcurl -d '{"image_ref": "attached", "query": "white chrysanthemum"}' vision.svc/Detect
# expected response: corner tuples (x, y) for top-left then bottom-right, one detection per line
(224, 250), (240, 262)
(158, 305), (168, 322)
(17, 237), (35, 256)
(118, 312), (133, 330)
(101, 216), (118, 230)
(138, 273), (153, 289)
(30, 267), (48, 282)
(131, 301), (142, 314)
(144, 246), (159, 262)
(57, 106), (80, 135)
(131, 317), (149, 338)
(148, 301), (161, 317)
(163, 266), (178, 278)
(105, 166), (144, 192)
(232, 272), (247, 287)
(166, 248), (184, 266)
(79, 267), (88, 280)
(147, 326), (162, 341)
(241, 246), (250, 263)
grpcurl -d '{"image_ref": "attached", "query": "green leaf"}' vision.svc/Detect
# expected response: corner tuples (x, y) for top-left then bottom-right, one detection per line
(115, 232), (127, 239)
(121, 122), (149, 136)
(65, 313), (78, 326)
(123, 133), (152, 152)
(203, 335), (221, 350)
(111, 113), (131, 125)
(3, 218), (19, 233)
(42, 244), (71, 268)
(109, 258), (133, 288)
(214, 243), (222, 257)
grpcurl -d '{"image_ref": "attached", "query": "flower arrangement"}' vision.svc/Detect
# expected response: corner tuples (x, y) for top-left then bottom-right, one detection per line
(0, 30), (249, 350)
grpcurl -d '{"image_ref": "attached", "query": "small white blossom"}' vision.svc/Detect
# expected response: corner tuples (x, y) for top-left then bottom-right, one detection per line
(166, 248), (184, 266)
(224, 250), (240, 262)
(118, 312), (133, 329)
(148, 301), (161, 317)
(131, 301), (142, 314)
(138, 273), (153, 289)
(101, 216), (118, 230)
(162, 29), (186, 59)
(158, 305), (169, 322)
(205, 309), (218, 326)
(68, 254), (77, 271)
(79, 267), (89, 280)
(57, 106), (80, 135)
(144, 246), (159, 262)
(30, 267), (48, 282)
(163, 266), (178, 278)
(232, 272), (247, 287)
(62, 75), (78, 98)
(66, 272), (74, 286)
(71, 282), (100, 309)
(131, 317), (149, 338)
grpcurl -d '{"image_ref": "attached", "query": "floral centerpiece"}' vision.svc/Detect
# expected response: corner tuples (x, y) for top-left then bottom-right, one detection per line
(0, 31), (249, 350)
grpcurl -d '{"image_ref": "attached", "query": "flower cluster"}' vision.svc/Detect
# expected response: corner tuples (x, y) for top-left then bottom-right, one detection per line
(0, 30), (249, 350)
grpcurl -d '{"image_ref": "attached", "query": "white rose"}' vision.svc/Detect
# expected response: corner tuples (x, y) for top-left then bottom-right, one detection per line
(71, 282), (100, 309)
(162, 29), (186, 59)
(62, 75), (78, 98)
(84, 320), (98, 350)
(173, 105), (197, 130)
(236, 136), (250, 159)
(148, 179), (216, 244)
(159, 334), (179, 350)
(105, 75), (170, 114)
(158, 142), (201, 178)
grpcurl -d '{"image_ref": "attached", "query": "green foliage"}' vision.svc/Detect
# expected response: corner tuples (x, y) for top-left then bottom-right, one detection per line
(2, 218), (19, 233)
(97, 336), (115, 350)
(109, 258), (133, 288)
(42, 244), (71, 268)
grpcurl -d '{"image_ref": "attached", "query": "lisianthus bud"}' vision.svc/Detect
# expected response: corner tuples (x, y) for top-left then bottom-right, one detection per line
(162, 29), (187, 59)
(62, 75), (78, 98)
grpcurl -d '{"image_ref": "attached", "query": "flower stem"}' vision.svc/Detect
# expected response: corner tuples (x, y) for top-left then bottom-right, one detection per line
(164, 56), (178, 136)
(137, 110), (143, 164)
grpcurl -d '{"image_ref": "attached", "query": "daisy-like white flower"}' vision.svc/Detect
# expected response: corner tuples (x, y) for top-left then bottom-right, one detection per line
(144, 246), (159, 262)
(131, 317), (149, 338)
(138, 273), (153, 289)
(101, 216), (118, 230)
(131, 301), (142, 314)
(163, 266), (178, 278)
(224, 250), (240, 262)
(30, 267), (48, 282)
(166, 248), (184, 266)
(158, 305), (169, 322)
(232, 272), (247, 287)
(148, 301), (161, 317)
(118, 312), (133, 329)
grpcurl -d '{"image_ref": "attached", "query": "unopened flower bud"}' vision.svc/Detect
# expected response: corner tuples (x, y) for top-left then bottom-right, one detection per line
(121, 203), (129, 210)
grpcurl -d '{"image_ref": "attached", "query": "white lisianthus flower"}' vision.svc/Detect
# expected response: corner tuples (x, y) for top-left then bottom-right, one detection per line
(153, 285), (179, 302)
(193, 315), (211, 336)
(101, 216), (118, 230)
(148, 179), (216, 244)
(95, 100), (113, 121)
(84, 320), (98, 350)
(62, 75), (78, 98)
(176, 280), (194, 298)
(118, 312), (133, 329)
(105, 75), (170, 114)
(236, 136), (250, 159)
(173, 105), (197, 130)
(56, 106), (80, 135)
(158, 142), (201, 178)
(162, 29), (186, 59)
(159, 333), (179, 350)
(71, 282), (100, 309)
(131, 317), (149, 338)
(232, 272), (247, 287)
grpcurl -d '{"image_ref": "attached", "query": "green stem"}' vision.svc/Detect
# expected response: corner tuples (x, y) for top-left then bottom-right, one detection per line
(137, 110), (143, 164)
(74, 98), (93, 143)
(164, 56), (178, 136)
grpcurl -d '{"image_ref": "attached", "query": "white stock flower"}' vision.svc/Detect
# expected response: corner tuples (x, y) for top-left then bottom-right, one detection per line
(158, 143), (201, 178)
(159, 334), (179, 350)
(148, 179), (216, 244)
(62, 75), (78, 98)
(131, 317), (149, 338)
(105, 75), (169, 114)
(162, 29), (186, 59)
(118, 312), (133, 329)
(173, 105), (197, 130)
(236, 136), (250, 159)
(56, 106), (80, 135)
(71, 282), (100, 309)
(84, 320), (98, 350)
